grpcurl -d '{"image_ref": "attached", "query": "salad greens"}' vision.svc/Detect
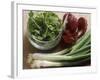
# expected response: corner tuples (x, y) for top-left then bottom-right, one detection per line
(28, 11), (62, 41)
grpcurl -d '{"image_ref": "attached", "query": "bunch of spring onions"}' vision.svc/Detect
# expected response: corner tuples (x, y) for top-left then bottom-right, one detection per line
(27, 30), (91, 68)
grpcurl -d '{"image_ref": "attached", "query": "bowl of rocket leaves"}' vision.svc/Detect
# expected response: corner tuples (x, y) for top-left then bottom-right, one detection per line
(27, 11), (64, 50)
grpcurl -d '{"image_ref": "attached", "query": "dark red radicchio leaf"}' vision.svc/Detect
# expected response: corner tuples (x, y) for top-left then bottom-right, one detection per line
(78, 17), (87, 38)
(62, 13), (87, 46)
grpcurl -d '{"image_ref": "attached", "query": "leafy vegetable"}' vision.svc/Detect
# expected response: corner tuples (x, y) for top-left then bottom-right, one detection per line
(62, 13), (87, 45)
(28, 11), (62, 41)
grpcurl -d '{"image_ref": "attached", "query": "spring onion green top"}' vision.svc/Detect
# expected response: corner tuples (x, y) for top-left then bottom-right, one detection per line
(28, 11), (62, 41)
